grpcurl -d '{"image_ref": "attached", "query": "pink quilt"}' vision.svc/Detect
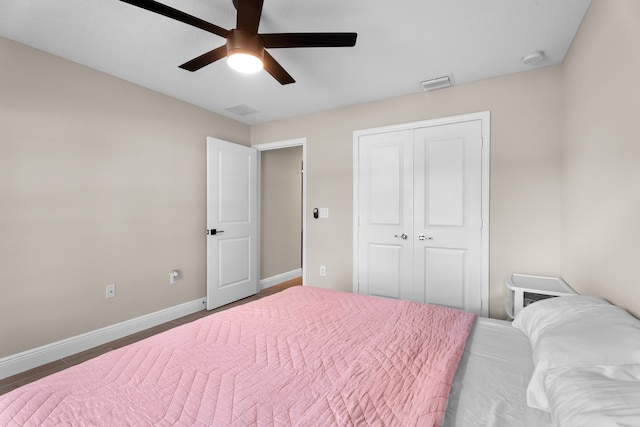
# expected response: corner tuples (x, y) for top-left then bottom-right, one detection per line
(0, 287), (475, 426)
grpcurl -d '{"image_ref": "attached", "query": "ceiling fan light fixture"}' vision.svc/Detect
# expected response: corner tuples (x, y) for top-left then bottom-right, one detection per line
(228, 52), (263, 73)
(119, 0), (356, 84)
(227, 29), (264, 74)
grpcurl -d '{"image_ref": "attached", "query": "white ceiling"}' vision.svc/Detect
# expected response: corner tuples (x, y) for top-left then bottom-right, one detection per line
(0, 0), (591, 125)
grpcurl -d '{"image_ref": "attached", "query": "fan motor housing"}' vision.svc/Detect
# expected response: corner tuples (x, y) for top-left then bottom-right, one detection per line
(227, 29), (265, 60)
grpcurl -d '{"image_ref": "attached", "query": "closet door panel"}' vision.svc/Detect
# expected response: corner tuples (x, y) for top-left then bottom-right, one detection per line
(426, 137), (465, 227)
(419, 247), (466, 309)
(357, 130), (414, 301)
(367, 244), (403, 299)
(413, 121), (483, 312)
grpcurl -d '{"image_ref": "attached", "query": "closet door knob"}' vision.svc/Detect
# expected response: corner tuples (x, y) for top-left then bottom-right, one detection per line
(418, 234), (433, 241)
(394, 233), (408, 240)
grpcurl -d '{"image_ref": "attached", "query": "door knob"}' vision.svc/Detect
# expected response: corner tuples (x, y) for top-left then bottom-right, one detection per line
(418, 234), (433, 241)
(394, 233), (408, 240)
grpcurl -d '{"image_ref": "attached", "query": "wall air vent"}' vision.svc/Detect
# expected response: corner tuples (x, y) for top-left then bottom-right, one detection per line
(420, 75), (453, 92)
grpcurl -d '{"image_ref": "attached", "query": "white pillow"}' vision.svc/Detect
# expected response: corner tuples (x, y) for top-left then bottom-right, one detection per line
(512, 295), (640, 411)
(512, 295), (609, 346)
(545, 365), (640, 427)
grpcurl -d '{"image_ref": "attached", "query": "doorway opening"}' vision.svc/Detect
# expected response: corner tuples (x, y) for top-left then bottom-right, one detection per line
(253, 138), (307, 288)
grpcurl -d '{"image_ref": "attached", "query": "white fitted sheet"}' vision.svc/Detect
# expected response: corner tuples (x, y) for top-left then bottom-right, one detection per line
(442, 317), (553, 427)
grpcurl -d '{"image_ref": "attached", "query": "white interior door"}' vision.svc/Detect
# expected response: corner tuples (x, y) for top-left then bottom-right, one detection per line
(413, 121), (483, 313)
(206, 137), (258, 310)
(355, 114), (488, 315)
(357, 130), (414, 300)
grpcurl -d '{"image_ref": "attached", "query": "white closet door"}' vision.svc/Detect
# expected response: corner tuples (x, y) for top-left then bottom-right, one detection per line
(357, 130), (414, 300)
(413, 121), (483, 313)
(356, 118), (485, 314)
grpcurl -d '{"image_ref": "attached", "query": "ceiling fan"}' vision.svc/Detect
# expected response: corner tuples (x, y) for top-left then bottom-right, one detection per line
(118, 0), (358, 85)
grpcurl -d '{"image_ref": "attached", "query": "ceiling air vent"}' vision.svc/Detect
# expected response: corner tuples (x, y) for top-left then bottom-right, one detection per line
(420, 75), (453, 91)
(225, 104), (259, 116)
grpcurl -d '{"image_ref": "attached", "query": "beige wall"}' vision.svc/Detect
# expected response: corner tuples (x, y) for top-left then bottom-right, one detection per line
(252, 66), (565, 318)
(6, 0), (638, 361)
(0, 37), (249, 357)
(260, 146), (302, 279)
(561, 0), (640, 317)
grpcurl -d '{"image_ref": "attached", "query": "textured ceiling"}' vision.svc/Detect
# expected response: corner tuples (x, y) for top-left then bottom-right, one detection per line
(0, 0), (591, 124)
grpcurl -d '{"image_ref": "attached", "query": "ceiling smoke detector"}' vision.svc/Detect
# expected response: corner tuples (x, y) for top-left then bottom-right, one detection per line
(420, 75), (453, 91)
(522, 50), (545, 65)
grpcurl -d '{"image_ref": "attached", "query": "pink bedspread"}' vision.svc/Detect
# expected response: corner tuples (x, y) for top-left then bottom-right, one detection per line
(0, 287), (475, 426)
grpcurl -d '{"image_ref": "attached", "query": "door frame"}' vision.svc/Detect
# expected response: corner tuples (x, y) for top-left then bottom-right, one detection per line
(252, 138), (307, 287)
(352, 111), (490, 316)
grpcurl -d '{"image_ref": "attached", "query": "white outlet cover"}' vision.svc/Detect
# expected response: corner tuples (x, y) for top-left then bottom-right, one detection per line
(105, 284), (116, 299)
(170, 271), (179, 284)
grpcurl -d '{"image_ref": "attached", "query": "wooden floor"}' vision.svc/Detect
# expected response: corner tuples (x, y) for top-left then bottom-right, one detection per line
(0, 278), (301, 396)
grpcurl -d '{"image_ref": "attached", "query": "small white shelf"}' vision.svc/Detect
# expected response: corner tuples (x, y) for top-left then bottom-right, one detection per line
(505, 274), (576, 319)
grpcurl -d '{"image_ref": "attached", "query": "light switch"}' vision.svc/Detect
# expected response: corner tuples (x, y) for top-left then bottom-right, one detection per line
(319, 208), (329, 218)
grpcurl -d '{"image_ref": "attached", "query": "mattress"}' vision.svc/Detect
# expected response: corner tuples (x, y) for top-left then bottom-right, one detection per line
(0, 286), (475, 426)
(442, 318), (552, 427)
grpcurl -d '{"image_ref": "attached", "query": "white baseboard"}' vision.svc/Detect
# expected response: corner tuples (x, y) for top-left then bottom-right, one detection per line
(260, 268), (302, 290)
(0, 298), (207, 380)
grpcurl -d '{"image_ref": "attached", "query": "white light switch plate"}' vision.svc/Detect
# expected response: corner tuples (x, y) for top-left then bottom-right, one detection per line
(319, 208), (329, 218)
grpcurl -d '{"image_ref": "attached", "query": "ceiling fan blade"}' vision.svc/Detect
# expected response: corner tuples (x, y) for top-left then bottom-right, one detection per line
(263, 51), (295, 85)
(179, 45), (228, 71)
(119, 0), (229, 38)
(262, 33), (357, 49)
(237, 0), (264, 33)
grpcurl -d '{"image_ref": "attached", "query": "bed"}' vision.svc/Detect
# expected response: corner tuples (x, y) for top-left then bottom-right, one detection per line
(443, 318), (553, 426)
(1, 286), (639, 426)
(445, 294), (640, 427)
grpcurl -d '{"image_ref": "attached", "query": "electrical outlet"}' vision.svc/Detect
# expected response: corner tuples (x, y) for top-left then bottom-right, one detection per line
(320, 265), (326, 276)
(105, 284), (116, 299)
(169, 270), (179, 285)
